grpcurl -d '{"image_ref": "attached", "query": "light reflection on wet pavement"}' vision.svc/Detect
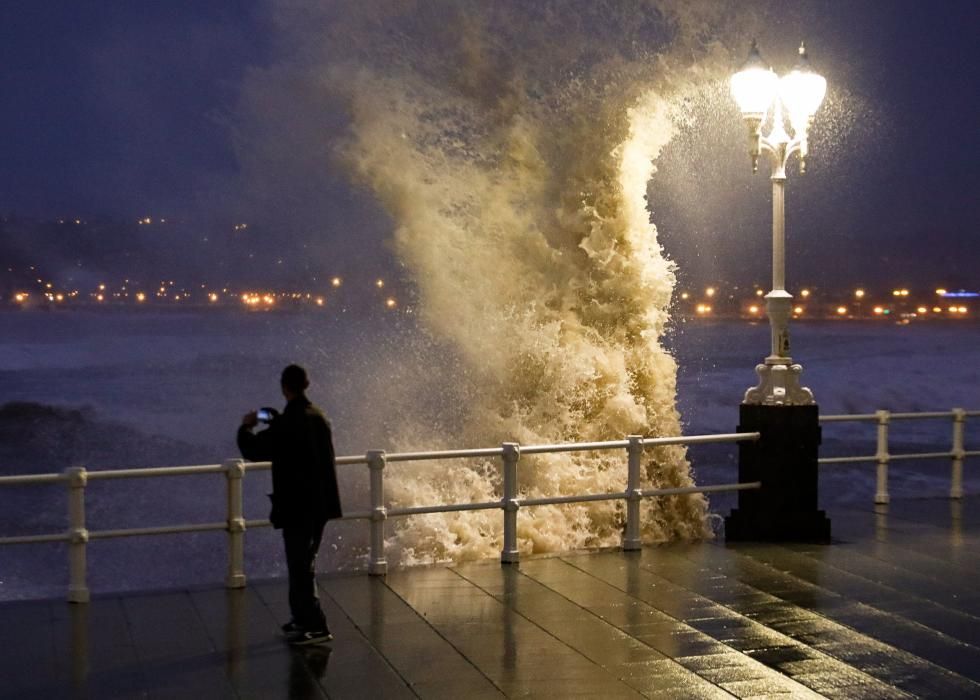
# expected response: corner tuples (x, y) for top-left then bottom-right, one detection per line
(3, 497), (980, 698)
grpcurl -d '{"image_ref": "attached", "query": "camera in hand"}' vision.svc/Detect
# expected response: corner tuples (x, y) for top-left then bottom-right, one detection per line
(256, 407), (278, 423)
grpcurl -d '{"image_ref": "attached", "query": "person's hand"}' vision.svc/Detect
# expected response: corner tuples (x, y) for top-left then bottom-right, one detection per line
(242, 411), (259, 428)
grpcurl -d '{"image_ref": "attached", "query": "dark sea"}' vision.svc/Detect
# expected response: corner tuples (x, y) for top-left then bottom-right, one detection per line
(1, 309), (978, 600)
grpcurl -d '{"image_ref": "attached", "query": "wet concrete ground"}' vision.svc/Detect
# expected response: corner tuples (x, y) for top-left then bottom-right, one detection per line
(3, 497), (980, 699)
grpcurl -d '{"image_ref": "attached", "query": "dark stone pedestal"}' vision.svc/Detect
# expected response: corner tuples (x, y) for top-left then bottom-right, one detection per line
(725, 403), (831, 542)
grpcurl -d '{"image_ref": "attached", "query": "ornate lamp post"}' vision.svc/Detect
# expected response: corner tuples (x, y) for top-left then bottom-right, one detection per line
(725, 42), (831, 542)
(731, 41), (826, 405)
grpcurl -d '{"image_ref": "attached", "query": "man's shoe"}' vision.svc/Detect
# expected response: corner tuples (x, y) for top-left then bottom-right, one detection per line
(287, 628), (333, 646)
(281, 620), (303, 635)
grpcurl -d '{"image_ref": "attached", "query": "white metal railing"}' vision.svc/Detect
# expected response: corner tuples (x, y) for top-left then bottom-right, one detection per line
(1, 407), (976, 603)
(818, 408), (979, 505)
(0, 431), (760, 603)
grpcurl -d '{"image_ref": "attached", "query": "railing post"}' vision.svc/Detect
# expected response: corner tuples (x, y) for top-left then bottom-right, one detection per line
(500, 443), (521, 564)
(367, 450), (388, 576)
(623, 435), (643, 551)
(950, 408), (966, 500)
(224, 459), (247, 588)
(66, 467), (90, 603)
(875, 410), (890, 505)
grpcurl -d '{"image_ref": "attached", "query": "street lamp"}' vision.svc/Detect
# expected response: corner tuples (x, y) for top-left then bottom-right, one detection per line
(732, 41), (826, 406)
(725, 40), (832, 543)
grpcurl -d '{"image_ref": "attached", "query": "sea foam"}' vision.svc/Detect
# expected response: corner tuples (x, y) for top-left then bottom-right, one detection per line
(260, 2), (751, 565)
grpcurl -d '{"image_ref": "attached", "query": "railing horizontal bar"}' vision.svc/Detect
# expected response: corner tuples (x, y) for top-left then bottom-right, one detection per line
(519, 492), (623, 507)
(521, 433), (761, 456)
(89, 522), (227, 539)
(386, 448), (504, 462)
(388, 501), (501, 517)
(88, 465), (224, 480)
(0, 533), (68, 545)
(819, 455), (876, 464)
(820, 414), (878, 422)
(0, 473), (65, 486)
(643, 432), (760, 447)
(889, 412), (955, 420)
(337, 456), (368, 466)
(966, 450), (980, 457)
(244, 458), (365, 470)
(521, 441), (629, 455)
(639, 481), (761, 497)
(889, 451), (954, 462)
(242, 512), (375, 527)
(967, 411), (980, 418)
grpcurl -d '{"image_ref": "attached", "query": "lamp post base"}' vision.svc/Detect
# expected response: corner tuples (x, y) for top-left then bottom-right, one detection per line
(743, 360), (814, 406)
(725, 403), (830, 542)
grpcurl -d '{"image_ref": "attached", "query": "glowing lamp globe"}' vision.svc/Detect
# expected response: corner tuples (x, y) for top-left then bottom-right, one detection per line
(779, 43), (826, 128)
(731, 41), (778, 119)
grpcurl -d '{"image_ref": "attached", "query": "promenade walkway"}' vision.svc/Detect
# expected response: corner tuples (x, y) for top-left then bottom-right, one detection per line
(3, 497), (980, 699)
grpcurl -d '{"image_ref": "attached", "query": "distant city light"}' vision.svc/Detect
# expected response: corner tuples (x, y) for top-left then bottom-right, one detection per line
(233, 223), (248, 231)
(10, 266), (967, 321)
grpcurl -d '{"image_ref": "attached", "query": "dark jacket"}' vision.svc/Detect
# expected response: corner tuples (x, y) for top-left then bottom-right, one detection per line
(237, 397), (342, 528)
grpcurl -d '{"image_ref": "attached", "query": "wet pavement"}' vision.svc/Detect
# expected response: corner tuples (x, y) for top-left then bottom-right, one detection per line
(3, 497), (980, 699)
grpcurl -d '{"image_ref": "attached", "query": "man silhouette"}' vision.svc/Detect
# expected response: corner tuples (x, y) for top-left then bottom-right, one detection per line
(238, 364), (342, 645)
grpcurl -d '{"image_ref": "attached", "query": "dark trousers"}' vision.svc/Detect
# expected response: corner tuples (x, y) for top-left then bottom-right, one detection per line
(282, 523), (328, 631)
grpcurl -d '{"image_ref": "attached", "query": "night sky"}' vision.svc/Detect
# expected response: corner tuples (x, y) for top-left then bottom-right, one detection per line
(1, 1), (978, 290)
